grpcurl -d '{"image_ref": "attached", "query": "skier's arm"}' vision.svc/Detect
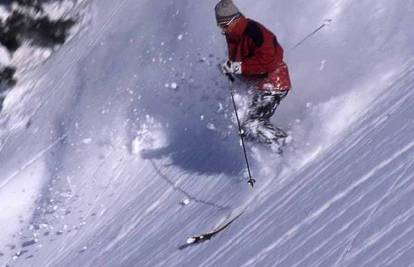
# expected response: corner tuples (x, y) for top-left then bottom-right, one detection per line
(241, 38), (276, 75)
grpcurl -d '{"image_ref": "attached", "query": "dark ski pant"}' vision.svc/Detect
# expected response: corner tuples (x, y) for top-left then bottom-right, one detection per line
(241, 90), (288, 144)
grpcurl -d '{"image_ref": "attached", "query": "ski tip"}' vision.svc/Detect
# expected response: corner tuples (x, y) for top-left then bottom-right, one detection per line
(186, 237), (196, 244)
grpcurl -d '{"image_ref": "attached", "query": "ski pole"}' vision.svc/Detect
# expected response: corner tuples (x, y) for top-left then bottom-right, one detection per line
(293, 19), (332, 48)
(218, 66), (255, 187)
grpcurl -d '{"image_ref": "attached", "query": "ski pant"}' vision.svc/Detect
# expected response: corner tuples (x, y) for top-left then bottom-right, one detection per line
(241, 90), (288, 144)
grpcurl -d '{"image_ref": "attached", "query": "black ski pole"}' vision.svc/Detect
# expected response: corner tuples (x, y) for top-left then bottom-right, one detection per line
(219, 66), (255, 187)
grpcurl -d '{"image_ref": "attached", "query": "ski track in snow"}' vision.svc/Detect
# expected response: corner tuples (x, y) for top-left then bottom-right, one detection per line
(0, 134), (68, 190)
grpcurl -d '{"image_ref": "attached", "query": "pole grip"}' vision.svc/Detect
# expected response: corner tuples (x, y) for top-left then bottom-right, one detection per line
(217, 64), (235, 83)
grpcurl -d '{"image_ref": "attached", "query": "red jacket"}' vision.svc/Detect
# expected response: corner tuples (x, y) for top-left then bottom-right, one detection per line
(226, 17), (291, 91)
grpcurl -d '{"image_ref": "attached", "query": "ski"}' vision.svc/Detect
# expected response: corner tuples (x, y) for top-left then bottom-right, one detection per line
(179, 212), (244, 249)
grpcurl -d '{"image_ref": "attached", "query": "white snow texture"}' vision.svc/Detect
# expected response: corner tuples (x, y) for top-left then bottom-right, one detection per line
(0, 0), (413, 266)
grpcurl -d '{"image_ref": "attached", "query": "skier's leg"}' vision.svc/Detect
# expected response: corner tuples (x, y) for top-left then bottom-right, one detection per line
(245, 90), (281, 120)
(240, 90), (267, 141)
(262, 90), (288, 119)
(242, 90), (288, 144)
(263, 90), (289, 144)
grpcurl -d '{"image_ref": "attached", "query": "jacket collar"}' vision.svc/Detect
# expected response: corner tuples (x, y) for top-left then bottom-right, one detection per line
(226, 16), (247, 41)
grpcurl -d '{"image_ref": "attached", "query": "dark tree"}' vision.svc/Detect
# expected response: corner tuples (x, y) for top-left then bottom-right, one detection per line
(0, 0), (77, 110)
(0, 10), (75, 52)
(0, 66), (17, 88)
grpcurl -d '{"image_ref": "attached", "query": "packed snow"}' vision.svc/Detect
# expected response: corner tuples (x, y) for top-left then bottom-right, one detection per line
(0, 0), (413, 266)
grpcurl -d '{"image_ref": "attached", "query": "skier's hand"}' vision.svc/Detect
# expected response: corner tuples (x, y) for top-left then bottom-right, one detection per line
(221, 60), (242, 75)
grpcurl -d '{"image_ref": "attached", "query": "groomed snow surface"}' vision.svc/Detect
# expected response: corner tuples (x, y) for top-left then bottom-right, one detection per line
(0, 0), (413, 266)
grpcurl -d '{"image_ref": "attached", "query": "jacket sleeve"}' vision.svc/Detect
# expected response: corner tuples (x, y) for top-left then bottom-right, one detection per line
(241, 37), (276, 75)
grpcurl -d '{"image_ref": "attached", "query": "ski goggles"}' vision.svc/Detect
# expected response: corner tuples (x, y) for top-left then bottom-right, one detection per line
(217, 14), (241, 29)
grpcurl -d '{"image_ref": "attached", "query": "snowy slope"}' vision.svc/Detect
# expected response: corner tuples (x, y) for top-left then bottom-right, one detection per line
(0, 0), (413, 266)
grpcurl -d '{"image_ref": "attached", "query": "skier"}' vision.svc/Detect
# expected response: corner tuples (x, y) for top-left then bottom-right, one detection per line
(215, 0), (292, 147)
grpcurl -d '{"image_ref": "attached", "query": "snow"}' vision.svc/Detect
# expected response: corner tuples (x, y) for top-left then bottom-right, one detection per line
(171, 82), (178, 89)
(181, 198), (190, 206)
(0, 0), (413, 266)
(206, 123), (216, 131)
(42, 0), (75, 20)
(0, 6), (9, 20)
(0, 160), (45, 251)
(0, 46), (10, 67)
(81, 138), (92, 144)
(319, 60), (327, 71)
